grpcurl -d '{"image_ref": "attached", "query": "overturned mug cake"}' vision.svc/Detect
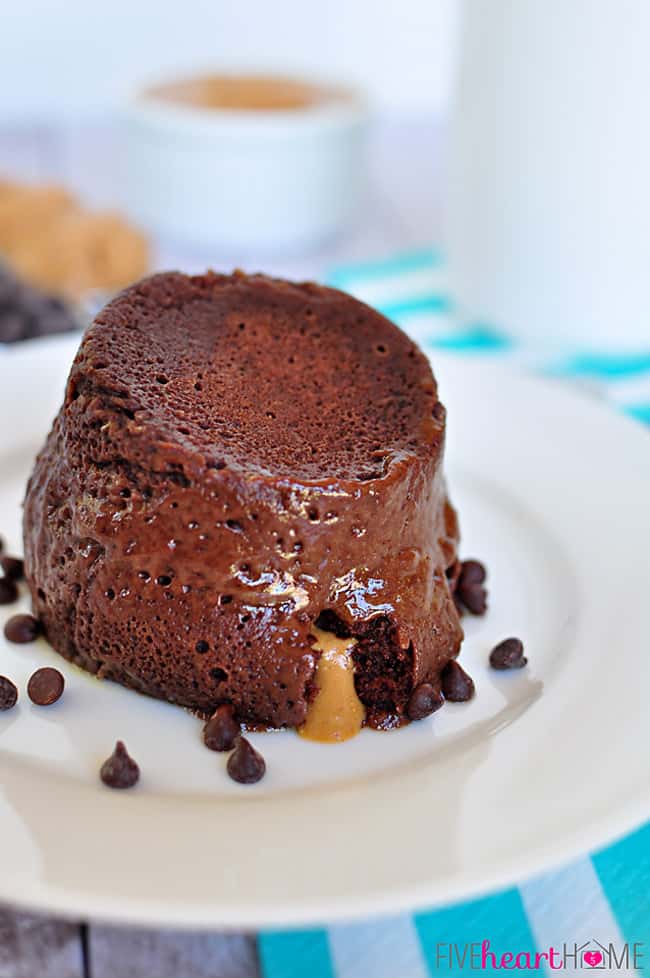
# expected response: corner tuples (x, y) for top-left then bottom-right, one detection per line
(23, 271), (474, 743)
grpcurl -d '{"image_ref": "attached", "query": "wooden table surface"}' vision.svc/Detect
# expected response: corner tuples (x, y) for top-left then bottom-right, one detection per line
(0, 117), (440, 976)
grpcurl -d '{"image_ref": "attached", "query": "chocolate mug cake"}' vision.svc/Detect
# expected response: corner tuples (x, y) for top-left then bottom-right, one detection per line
(23, 271), (466, 740)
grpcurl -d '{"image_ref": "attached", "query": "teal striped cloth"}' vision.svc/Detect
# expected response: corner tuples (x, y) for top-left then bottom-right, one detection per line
(259, 250), (650, 978)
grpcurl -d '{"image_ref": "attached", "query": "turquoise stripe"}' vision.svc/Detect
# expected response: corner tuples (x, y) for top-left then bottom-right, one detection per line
(327, 249), (440, 288)
(623, 403), (650, 425)
(427, 324), (513, 354)
(258, 929), (335, 978)
(415, 889), (538, 978)
(379, 293), (449, 321)
(592, 822), (650, 945)
(549, 351), (650, 379)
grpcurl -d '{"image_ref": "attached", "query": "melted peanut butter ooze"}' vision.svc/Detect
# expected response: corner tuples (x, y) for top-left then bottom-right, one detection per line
(299, 627), (365, 743)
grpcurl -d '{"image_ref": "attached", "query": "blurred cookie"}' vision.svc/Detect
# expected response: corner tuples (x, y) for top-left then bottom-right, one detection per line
(0, 179), (149, 299)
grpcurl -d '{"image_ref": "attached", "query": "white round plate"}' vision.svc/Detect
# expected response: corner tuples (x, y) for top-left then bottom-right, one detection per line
(0, 335), (648, 929)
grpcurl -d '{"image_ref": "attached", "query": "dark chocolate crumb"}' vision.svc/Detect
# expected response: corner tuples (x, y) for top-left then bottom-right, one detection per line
(0, 556), (24, 581)
(489, 637), (527, 670)
(203, 703), (240, 752)
(0, 264), (79, 343)
(27, 667), (64, 705)
(227, 736), (266, 784)
(100, 740), (140, 789)
(0, 578), (18, 606)
(441, 660), (475, 702)
(4, 613), (41, 643)
(0, 676), (18, 710)
(407, 682), (445, 721)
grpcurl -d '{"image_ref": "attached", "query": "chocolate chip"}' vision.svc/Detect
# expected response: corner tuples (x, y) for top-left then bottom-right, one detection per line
(227, 736), (266, 784)
(0, 556), (24, 581)
(456, 559), (488, 616)
(0, 578), (18, 605)
(4, 613), (41, 643)
(441, 660), (475, 702)
(0, 676), (18, 710)
(100, 741), (140, 789)
(27, 667), (64, 705)
(459, 559), (486, 586)
(489, 637), (527, 670)
(458, 582), (488, 615)
(195, 639), (209, 653)
(407, 682), (445, 721)
(203, 703), (239, 752)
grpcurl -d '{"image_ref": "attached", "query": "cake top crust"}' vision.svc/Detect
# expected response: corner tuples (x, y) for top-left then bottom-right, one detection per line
(77, 271), (439, 482)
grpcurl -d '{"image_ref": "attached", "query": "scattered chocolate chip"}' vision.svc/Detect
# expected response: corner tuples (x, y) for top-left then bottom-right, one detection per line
(27, 667), (64, 705)
(195, 639), (209, 653)
(4, 613), (41, 643)
(455, 559), (488, 616)
(100, 741), (140, 789)
(441, 660), (475, 702)
(489, 637), (527, 670)
(0, 676), (18, 710)
(203, 703), (240, 752)
(227, 736), (266, 784)
(407, 682), (445, 721)
(0, 556), (24, 581)
(458, 583), (488, 615)
(459, 559), (486, 586)
(0, 578), (18, 605)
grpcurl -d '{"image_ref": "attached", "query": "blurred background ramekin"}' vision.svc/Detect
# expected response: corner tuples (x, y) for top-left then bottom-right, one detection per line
(121, 74), (369, 252)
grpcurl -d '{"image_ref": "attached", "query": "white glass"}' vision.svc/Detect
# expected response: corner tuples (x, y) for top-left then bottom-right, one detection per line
(447, 0), (650, 349)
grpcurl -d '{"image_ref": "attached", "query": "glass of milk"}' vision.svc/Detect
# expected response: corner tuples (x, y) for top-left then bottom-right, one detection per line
(446, 0), (650, 349)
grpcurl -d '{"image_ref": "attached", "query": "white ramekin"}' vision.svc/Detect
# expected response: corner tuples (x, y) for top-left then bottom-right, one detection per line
(120, 75), (368, 252)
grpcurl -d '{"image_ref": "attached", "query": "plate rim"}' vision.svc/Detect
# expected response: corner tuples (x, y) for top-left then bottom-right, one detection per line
(0, 789), (648, 931)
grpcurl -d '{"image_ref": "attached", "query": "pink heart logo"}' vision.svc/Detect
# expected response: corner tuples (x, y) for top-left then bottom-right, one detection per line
(584, 952), (603, 967)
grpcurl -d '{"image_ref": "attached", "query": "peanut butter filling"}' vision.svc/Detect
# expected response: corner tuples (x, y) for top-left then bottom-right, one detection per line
(299, 626), (365, 743)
